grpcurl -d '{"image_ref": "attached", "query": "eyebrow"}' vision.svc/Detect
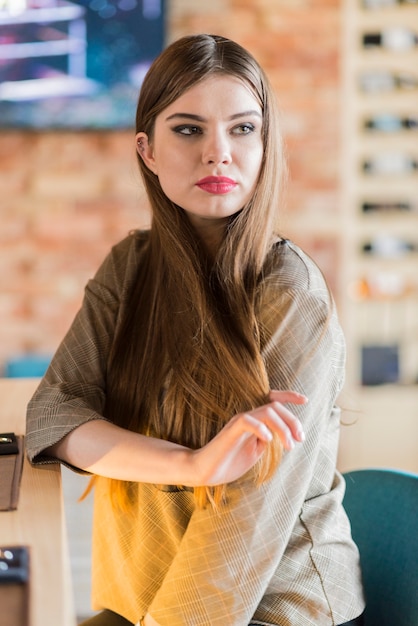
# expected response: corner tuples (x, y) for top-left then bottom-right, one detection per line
(165, 110), (262, 123)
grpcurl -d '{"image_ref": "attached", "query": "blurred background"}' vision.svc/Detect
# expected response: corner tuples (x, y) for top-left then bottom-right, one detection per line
(1, 0), (417, 621)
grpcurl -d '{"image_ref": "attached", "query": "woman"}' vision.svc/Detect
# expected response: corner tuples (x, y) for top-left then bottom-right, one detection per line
(26, 34), (365, 626)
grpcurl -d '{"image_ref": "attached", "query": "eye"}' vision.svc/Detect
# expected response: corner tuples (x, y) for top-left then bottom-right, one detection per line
(173, 125), (203, 136)
(232, 123), (256, 135)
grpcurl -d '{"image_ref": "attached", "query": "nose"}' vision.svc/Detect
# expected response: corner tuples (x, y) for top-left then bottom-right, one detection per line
(202, 131), (232, 166)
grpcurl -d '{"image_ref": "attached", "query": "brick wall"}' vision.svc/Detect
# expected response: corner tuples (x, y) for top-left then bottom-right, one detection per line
(0, 0), (342, 373)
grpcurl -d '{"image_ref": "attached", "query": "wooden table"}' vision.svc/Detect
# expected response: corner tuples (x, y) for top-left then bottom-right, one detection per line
(0, 377), (76, 626)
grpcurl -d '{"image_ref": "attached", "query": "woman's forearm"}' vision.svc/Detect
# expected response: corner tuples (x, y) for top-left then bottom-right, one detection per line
(47, 420), (196, 485)
(46, 390), (305, 487)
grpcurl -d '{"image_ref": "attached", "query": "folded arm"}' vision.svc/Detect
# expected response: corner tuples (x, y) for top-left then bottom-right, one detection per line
(46, 389), (306, 487)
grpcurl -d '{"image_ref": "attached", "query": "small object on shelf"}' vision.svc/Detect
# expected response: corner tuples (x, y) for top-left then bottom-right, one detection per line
(359, 70), (418, 92)
(361, 201), (413, 212)
(363, 0), (418, 7)
(349, 272), (415, 300)
(362, 234), (416, 257)
(364, 114), (418, 131)
(362, 152), (418, 174)
(363, 27), (418, 50)
(361, 344), (400, 386)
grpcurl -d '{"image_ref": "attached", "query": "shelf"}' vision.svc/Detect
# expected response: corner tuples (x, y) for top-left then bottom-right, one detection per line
(355, 134), (418, 151)
(353, 177), (418, 195)
(339, 0), (418, 471)
(354, 53), (418, 69)
(356, 6), (418, 27)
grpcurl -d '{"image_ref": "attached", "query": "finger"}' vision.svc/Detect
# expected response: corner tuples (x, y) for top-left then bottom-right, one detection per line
(271, 401), (305, 442)
(263, 406), (297, 450)
(269, 391), (306, 441)
(251, 403), (303, 447)
(244, 406), (295, 450)
(237, 413), (274, 443)
(269, 389), (308, 405)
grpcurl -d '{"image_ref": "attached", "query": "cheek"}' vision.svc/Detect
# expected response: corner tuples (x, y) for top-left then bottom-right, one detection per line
(241, 138), (263, 167)
(156, 173), (174, 200)
(155, 162), (187, 204)
(247, 148), (263, 185)
(158, 148), (191, 183)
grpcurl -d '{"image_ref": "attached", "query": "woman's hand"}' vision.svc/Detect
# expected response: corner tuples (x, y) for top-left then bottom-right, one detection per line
(190, 390), (307, 486)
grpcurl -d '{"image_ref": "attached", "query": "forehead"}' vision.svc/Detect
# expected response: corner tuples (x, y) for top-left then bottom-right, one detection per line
(161, 75), (262, 119)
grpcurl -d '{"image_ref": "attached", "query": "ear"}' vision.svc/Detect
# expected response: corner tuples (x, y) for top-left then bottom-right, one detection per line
(135, 132), (157, 174)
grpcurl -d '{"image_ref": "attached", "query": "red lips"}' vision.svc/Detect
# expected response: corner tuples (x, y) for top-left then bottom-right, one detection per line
(196, 176), (237, 194)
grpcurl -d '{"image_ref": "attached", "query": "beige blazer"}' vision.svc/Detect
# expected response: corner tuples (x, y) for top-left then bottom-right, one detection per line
(26, 233), (365, 625)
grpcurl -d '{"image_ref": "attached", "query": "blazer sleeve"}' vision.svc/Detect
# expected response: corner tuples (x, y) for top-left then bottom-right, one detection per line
(25, 235), (137, 466)
(146, 285), (346, 626)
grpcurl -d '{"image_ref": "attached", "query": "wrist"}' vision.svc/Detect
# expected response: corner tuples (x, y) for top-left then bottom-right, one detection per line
(177, 447), (202, 487)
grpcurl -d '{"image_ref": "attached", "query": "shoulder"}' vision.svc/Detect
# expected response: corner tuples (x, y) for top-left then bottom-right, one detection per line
(261, 239), (331, 303)
(258, 239), (344, 359)
(106, 229), (150, 271)
(92, 230), (150, 295)
(259, 240), (345, 389)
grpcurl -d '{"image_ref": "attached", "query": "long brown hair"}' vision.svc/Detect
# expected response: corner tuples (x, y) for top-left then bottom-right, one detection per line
(105, 34), (287, 508)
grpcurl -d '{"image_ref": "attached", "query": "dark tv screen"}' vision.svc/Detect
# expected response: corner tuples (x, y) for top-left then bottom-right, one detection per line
(0, 0), (165, 129)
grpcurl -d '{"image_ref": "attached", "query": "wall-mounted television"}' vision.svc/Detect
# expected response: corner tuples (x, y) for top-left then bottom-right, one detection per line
(0, 0), (165, 129)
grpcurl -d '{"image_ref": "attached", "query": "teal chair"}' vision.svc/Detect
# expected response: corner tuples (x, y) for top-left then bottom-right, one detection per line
(343, 469), (418, 626)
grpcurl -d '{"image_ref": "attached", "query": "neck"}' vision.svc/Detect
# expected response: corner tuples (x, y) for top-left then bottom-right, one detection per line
(188, 216), (229, 259)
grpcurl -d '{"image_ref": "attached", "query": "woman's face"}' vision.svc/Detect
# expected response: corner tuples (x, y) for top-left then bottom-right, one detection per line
(137, 74), (264, 233)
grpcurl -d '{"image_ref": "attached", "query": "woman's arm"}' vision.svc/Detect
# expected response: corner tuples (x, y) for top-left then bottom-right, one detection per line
(26, 237), (133, 465)
(46, 389), (306, 487)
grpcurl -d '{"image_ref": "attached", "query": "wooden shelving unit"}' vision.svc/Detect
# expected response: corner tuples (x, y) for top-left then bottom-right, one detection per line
(338, 0), (418, 474)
